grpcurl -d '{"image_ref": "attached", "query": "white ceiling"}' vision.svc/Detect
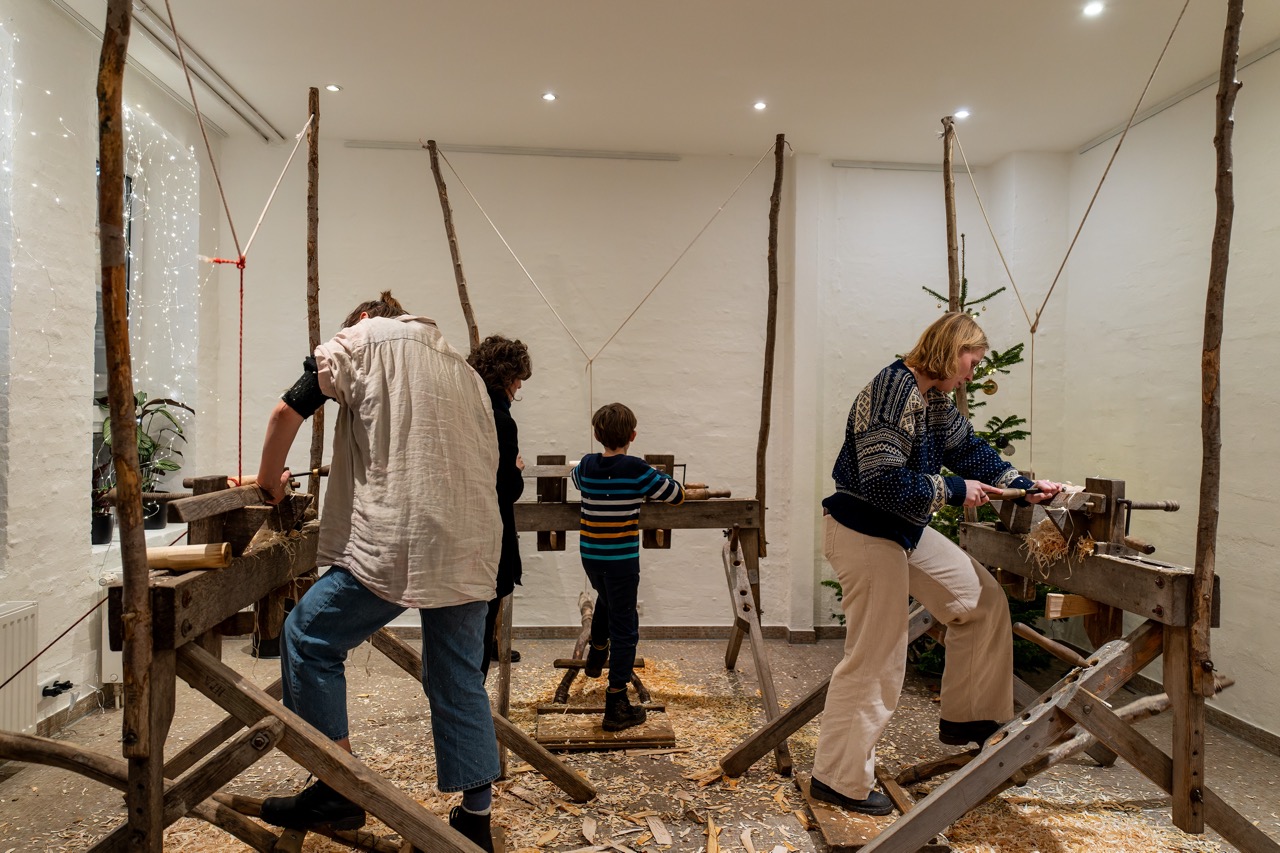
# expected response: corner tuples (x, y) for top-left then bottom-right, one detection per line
(58, 0), (1280, 164)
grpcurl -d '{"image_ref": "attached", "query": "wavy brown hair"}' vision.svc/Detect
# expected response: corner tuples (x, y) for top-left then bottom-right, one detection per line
(903, 312), (988, 380)
(341, 291), (409, 329)
(467, 335), (532, 391)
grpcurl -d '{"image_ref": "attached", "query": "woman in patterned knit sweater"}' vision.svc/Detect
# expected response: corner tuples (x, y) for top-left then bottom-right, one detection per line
(809, 312), (1062, 816)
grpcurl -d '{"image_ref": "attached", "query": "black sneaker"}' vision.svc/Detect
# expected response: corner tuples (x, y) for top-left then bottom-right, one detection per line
(449, 805), (494, 853)
(602, 688), (647, 732)
(939, 718), (1002, 746)
(808, 776), (894, 816)
(260, 778), (366, 831)
(489, 646), (522, 663)
(584, 642), (609, 678)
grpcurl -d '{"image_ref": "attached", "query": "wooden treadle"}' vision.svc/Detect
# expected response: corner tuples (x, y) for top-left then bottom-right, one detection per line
(535, 706), (675, 751)
(796, 774), (950, 852)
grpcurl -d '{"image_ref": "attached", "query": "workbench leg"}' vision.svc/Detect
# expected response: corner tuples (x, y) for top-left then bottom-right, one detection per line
(1165, 625), (1205, 833)
(123, 649), (175, 853)
(496, 594), (513, 777)
(725, 537), (792, 775)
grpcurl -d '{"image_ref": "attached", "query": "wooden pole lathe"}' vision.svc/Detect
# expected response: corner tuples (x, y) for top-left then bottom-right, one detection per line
(426, 139), (480, 353)
(306, 86), (324, 499)
(754, 133), (783, 559)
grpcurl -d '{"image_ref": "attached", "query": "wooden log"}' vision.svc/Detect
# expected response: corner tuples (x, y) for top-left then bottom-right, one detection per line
(0, 731), (277, 852)
(942, 117), (961, 300)
(427, 139), (479, 352)
(1045, 593), (1100, 620)
(147, 543), (231, 571)
(755, 132), (785, 558)
(555, 592), (594, 705)
(171, 484), (265, 522)
(176, 644), (488, 851)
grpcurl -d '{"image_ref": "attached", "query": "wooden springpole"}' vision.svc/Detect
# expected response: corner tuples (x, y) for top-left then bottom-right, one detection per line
(755, 133), (784, 559)
(306, 86), (324, 499)
(1194, 0), (1243, 698)
(426, 139), (480, 352)
(942, 116), (979, 522)
(99, 2), (168, 849)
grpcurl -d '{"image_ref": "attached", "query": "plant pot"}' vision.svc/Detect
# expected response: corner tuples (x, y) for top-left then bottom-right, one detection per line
(91, 511), (115, 545)
(143, 500), (167, 530)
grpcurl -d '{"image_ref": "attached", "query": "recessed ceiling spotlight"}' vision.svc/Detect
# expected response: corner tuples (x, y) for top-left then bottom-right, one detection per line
(1083, 1), (1104, 16)
(542, 92), (557, 101)
(754, 101), (767, 111)
(954, 109), (971, 119)
(325, 84), (342, 92)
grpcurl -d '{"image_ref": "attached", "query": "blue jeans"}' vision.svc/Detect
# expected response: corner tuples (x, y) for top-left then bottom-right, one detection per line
(583, 561), (640, 691)
(280, 565), (499, 792)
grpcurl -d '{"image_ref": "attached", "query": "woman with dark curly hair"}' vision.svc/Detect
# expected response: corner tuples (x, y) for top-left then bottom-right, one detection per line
(467, 335), (533, 674)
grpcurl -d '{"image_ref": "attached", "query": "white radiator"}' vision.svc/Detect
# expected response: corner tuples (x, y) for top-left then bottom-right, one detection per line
(0, 601), (38, 734)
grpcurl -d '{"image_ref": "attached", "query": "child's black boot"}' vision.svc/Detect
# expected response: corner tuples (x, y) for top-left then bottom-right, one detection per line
(602, 687), (647, 732)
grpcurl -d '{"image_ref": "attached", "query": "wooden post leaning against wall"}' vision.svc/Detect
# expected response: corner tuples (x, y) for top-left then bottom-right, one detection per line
(755, 133), (784, 559)
(306, 86), (324, 499)
(426, 139), (480, 353)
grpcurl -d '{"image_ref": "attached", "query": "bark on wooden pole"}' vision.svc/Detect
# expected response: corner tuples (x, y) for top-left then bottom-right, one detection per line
(98, 0), (148, 758)
(1193, 0), (1244, 698)
(942, 116), (961, 303)
(755, 133), (784, 559)
(426, 139), (480, 352)
(306, 86), (324, 499)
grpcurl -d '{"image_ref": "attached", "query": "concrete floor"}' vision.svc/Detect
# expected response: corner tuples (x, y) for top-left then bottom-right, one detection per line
(1, 635), (1277, 851)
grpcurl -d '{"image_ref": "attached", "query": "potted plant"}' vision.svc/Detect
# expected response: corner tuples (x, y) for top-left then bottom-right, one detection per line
(97, 392), (193, 530)
(91, 459), (115, 545)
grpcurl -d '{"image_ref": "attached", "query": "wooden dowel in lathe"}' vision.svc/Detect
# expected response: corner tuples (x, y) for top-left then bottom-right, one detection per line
(1123, 535), (1157, 555)
(684, 488), (732, 501)
(147, 543), (231, 571)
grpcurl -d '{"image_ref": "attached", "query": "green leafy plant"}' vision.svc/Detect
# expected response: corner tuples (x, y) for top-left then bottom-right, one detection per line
(97, 392), (193, 494)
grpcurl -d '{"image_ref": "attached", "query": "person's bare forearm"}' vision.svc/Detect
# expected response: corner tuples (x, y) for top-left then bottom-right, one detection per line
(258, 401), (305, 504)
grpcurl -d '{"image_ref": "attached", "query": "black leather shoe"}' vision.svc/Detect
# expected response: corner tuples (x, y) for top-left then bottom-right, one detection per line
(449, 805), (494, 853)
(602, 688), (647, 732)
(808, 776), (893, 816)
(260, 779), (366, 831)
(939, 718), (1002, 746)
(584, 642), (609, 678)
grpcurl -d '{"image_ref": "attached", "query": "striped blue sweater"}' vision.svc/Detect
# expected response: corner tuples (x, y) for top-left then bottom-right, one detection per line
(571, 454), (685, 567)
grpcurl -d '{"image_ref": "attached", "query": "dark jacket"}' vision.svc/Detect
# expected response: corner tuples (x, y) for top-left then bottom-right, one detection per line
(488, 385), (524, 596)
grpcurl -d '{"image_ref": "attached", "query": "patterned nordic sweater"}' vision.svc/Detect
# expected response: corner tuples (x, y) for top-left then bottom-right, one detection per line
(571, 453), (685, 569)
(822, 359), (1031, 550)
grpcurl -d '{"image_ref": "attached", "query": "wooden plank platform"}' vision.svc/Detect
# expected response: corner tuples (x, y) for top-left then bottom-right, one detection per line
(795, 774), (949, 852)
(798, 768), (952, 850)
(535, 707), (675, 751)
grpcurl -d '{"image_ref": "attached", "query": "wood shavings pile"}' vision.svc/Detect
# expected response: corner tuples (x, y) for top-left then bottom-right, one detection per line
(1022, 517), (1070, 570)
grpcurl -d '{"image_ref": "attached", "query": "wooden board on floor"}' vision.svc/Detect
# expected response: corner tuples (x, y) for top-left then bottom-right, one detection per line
(535, 708), (675, 751)
(796, 774), (949, 852)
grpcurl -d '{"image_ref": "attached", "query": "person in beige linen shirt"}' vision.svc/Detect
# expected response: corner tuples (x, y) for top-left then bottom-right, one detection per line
(253, 291), (502, 851)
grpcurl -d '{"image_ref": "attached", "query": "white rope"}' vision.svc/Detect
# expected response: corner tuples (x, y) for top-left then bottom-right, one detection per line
(434, 147), (591, 360)
(589, 142), (776, 361)
(242, 115), (314, 259)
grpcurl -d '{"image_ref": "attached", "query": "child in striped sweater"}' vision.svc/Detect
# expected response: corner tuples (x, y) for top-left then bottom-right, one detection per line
(571, 403), (685, 732)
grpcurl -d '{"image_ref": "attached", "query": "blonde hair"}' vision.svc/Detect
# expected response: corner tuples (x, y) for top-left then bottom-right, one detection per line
(903, 312), (988, 380)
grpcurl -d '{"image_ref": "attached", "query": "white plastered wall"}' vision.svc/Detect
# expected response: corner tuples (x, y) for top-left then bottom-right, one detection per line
(0, 1), (221, 724)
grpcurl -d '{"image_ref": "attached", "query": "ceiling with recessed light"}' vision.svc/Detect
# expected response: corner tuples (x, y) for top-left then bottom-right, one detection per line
(53, 0), (1280, 164)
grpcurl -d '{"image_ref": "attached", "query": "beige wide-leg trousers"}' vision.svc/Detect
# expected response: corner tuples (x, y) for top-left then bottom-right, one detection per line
(812, 515), (1014, 799)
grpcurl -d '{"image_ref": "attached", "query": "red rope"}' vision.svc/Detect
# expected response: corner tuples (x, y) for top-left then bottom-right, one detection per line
(210, 256), (247, 484)
(0, 599), (107, 693)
